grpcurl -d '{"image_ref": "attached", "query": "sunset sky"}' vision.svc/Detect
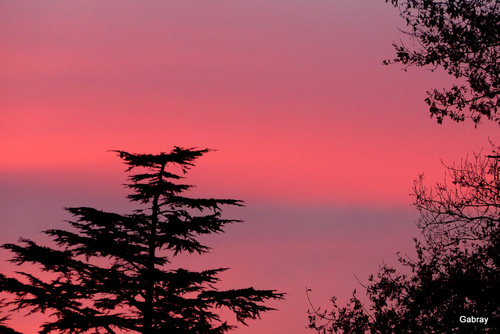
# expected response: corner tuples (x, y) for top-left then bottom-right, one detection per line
(1, 1), (498, 333)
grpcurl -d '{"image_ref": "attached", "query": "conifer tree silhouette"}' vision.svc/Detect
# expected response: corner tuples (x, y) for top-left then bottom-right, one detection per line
(0, 147), (284, 334)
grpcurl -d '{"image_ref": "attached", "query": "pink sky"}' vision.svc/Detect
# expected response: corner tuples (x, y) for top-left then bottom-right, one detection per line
(1, 0), (498, 333)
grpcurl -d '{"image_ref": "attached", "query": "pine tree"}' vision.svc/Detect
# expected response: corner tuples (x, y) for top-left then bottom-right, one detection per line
(0, 147), (284, 334)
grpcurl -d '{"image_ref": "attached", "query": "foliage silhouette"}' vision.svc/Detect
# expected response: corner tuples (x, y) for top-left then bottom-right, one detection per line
(307, 145), (500, 333)
(0, 148), (284, 334)
(385, 0), (500, 125)
(0, 311), (22, 334)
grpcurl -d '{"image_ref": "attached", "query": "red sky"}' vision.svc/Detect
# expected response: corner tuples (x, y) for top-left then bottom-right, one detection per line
(1, 0), (498, 333)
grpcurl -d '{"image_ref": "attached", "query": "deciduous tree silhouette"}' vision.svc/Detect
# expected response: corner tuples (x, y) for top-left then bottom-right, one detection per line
(385, 0), (500, 125)
(0, 147), (284, 334)
(307, 145), (500, 333)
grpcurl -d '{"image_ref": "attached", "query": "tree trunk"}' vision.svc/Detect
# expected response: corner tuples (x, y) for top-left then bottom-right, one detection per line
(143, 163), (165, 334)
